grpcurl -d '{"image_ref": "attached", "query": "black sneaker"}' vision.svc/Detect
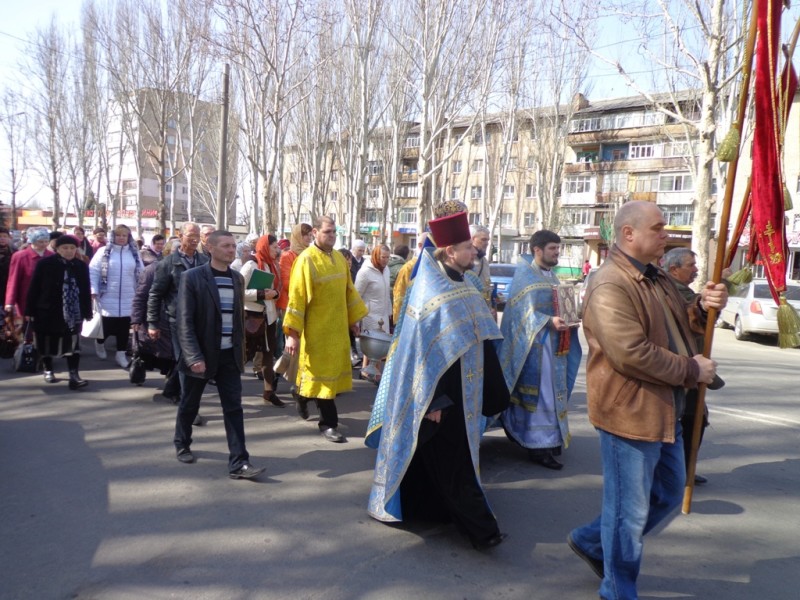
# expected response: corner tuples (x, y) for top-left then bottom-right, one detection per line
(229, 463), (265, 480)
(176, 448), (195, 464)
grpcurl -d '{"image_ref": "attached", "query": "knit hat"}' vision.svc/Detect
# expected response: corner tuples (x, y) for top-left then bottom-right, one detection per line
(26, 228), (50, 244)
(55, 235), (79, 248)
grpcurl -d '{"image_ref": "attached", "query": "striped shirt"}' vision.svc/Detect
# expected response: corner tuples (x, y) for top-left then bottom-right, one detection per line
(211, 267), (235, 350)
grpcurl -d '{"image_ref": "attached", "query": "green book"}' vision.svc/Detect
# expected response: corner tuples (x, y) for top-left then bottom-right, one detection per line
(247, 268), (275, 291)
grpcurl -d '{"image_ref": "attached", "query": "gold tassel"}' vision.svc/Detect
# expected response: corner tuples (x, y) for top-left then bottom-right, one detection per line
(717, 128), (740, 162)
(726, 265), (753, 291)
(785, 185), (794, 211)
(777, 294), (800, 348)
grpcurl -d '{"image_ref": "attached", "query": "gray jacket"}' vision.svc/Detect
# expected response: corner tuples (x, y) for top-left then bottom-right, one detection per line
(147, 251), (208, 325)
(176, 263), (245, 378)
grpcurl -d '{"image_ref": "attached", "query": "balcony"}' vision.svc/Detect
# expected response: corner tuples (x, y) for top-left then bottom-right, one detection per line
(564, 156), (690, 175)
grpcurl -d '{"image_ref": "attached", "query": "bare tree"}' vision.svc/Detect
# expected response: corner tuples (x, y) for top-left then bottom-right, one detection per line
(26, 18), (70, 228)
(0, 91), (32, 230)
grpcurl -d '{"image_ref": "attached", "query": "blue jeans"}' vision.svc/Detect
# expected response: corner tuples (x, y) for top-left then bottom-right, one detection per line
(570, 425), (686, 600)
(173, 349), (249, 472)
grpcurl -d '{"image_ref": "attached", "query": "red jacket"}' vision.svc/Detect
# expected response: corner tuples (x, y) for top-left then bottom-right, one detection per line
(5, 247), (54, 316)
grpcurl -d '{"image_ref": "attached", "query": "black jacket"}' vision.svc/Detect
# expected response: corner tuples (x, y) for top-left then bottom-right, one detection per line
(176, 263), (245, 378)
(0, 245), (15, 306)
(25, 254), (92, 335)
(147, 251), (208, 325)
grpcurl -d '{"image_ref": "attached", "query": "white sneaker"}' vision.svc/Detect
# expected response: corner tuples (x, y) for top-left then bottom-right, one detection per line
(95, 340), (107, 359)
(115, 351), (130, 369)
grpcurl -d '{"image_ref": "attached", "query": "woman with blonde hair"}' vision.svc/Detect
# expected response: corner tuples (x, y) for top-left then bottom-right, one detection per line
(88, 224), (143, 368)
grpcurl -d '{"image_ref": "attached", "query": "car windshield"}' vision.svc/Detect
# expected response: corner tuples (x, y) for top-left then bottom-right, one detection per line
(490, 265), (516, 278)
(753, 283), (800, 301)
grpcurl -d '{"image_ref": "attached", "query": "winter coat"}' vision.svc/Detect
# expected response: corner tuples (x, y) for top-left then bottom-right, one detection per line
(354, 257), (391, 333)
(24, 254), (92, 335)
(89, 244), (140, 317)
(131, 261), (174, 359)
(5, 247), (54, 316)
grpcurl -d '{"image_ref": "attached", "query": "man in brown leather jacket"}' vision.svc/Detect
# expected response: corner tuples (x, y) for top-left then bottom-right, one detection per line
(567, 201), (727, 600)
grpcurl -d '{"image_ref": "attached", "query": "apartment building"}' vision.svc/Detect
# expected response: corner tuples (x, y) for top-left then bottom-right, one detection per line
(106, 89), (236, 236)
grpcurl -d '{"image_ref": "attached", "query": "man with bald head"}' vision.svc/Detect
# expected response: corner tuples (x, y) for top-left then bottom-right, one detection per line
(567, 201), (727, 599)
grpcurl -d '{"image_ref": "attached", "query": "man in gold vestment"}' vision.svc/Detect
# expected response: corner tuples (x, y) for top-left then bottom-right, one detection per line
(284, 216), (368, 442)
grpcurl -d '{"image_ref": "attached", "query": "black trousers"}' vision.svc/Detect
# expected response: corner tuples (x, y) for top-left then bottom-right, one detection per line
(100, 316), (131, 351)
(681, 388), (709, 471)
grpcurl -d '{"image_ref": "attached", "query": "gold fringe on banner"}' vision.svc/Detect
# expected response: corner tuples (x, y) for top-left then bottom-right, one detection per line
(726, 265), (753, 291)
(777, 294), (800, 348)
(716, 128), (741, 162)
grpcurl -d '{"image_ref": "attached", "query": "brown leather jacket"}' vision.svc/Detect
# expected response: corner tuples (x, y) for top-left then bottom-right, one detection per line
(583, 246), (705, 443)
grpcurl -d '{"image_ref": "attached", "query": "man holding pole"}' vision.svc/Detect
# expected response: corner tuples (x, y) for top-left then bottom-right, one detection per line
(567, 201), (727, 599)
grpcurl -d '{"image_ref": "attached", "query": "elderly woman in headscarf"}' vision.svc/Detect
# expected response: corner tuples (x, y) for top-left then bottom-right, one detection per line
(89, 223), (143, 369)
(240, 234), (284, 406)
(4, 228), (54, 328)
(25, 235), (92, 389)
(231, 240), (254, 272)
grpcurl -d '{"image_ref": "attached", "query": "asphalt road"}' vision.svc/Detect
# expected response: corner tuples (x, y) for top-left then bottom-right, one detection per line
(1, 328), (798, 600)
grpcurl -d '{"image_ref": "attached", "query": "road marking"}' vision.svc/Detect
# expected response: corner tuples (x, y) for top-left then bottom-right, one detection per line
(711, 405), (800, 429)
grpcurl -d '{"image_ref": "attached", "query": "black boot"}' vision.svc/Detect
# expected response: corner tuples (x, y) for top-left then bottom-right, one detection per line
(68, 370), (88, 390)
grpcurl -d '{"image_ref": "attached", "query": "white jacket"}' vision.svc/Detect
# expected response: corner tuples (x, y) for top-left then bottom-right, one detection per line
(354, 257), (391, 333)
(240, 260), (278, 324)
(89, 244), (140, 317)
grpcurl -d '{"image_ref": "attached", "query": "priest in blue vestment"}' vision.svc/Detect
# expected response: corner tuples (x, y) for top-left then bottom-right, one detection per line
(497, 230), (582, 470)
(365, 203), (510, 550)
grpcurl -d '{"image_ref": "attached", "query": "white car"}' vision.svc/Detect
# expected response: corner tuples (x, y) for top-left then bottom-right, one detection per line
(719, 279), (800, 341)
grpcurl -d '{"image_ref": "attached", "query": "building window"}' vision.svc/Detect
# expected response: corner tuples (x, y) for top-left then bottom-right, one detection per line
(398, 184), (416, 198)
(662, 140), (694, 157)
(611, 148), (627, 161)
(164, 184), (172, 193)
(362, 209), (380, 222)
(330, 169), (338, 181)
(602, 172), (628, 193)
(523, 212), (536, 227)
(471, 185), (483, 200)
(405, 136), (420, 148)
(125, 196), (137, 209)
(570, 117), (602, 133)
(525, 184), (536, 198)
(122, 179), (137, 191)
(167, 119), (177, 129)
(659, 173), (693, 192)
(452, 160), (462, 174)
(398, 208), (416, 224)
(473, 130), (488, 145)
(630, 142), (655, 159)
(564, 175), (592, 194)
(368, 185), (380, 199)
(507, 157), (517, 171)
(565, 208), (592, 225)
(472, 159), (484, 173)
(576, 150), (599, 163)
(468, 213), (482, 225)
(450, 186), (461, 200)
(166, 135), (176, 145)
(661, 204), (694, 226)
(501, 212), (513, 227)
(368, 161), (383, 176)
(299, 212), (312, 223)
(163, 168), (172, 179)
(527, 156), (534, 169)
(330, 191), (338, 203)
(631, 172), (659, 193)
(289, 172), (297, 184)
(503, 185), (515, 199)
(182, 186), (187, 194)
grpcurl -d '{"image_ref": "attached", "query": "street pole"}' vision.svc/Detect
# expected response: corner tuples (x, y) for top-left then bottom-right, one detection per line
(216, 63), (230, 229)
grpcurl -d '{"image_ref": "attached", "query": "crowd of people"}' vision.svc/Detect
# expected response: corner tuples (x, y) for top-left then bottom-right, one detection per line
(2, 200), (729, 599)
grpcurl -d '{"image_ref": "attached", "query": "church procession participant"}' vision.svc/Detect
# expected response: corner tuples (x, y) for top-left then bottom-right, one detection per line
(496, 230), (582, 470)
(366, 201), (510, 550)
(283, 216), (368, 442)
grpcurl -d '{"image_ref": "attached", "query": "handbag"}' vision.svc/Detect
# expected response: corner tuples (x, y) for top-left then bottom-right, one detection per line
(0, 317), (18, 359)
(13, 323), (39, 373)
(129, 335), (147, 386)
(245, 312), (266, 337)
(81, 304), (104, 339)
